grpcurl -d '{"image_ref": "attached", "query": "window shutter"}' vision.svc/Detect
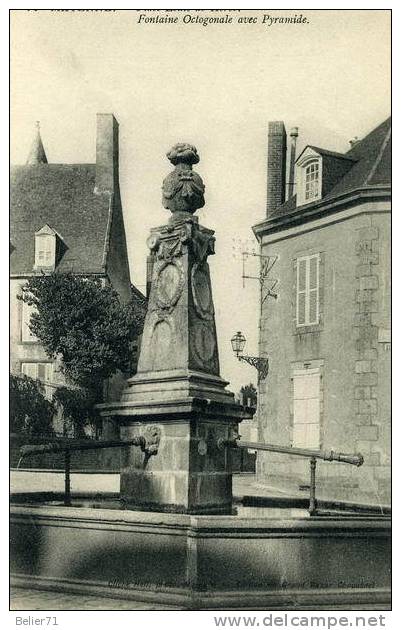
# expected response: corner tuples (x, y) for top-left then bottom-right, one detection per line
(298, 259), (307, 291)
(21, 363), (37, 379)
(297, 293), (306, 325)
(293, 423), (308, 448)
(309, 291), (318, 325)
(44, 364), (54, 399)
(21, 300), (37, 342)
(296, 255), (320, 326)
(293, 369), (321, 449)
(309, 256), (319, 324)
(45, 363), (53, 382)
(309, 256), (318, 289)
(297, 259), (307, 325)
(306, 424), (320, 449)
(34, 233), (56, 269)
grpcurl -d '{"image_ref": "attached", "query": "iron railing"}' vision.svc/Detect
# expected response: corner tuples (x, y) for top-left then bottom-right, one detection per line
(17, 431), (160, 506)
(17, 434), (364, 515)
(218, 438), (364, 515)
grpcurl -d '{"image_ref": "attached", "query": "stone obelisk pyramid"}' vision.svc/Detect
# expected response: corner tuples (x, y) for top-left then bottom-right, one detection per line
(99, 143), (250, 514)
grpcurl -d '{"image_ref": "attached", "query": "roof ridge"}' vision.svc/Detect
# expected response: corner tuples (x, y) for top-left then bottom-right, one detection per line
(101, 193), (114, 271)
(364, 124), (392, 186)
(296, 145), (356, 164)
(308, 146), (356, 160)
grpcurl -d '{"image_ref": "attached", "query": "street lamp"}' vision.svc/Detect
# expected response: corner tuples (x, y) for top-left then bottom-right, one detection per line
(230, 331), (246, 357)
(230, 331), (269, 380)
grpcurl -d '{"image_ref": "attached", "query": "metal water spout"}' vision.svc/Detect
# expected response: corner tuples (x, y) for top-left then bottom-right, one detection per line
(218, 436), (364, 515)
(17, 431), (161, 506)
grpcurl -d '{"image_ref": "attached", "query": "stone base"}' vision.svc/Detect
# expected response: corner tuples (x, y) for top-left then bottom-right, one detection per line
(121, 471), (233, 514)
(101, 369), (241, 412)
(10, 505), (391, 610)
(118, 413), (238, 514)
(98, 369), (252, 515)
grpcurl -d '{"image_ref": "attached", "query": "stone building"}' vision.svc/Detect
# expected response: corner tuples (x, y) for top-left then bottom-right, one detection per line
(253, 117), (391, 504)
(10, 114), (145, 436)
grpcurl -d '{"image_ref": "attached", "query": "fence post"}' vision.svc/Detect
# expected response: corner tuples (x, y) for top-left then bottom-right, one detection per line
(309, 457), (317, 515)
(64, 451), (71, 506)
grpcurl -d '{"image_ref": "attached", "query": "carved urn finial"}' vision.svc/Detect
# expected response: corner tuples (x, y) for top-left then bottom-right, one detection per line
(162, 143), (205, 214)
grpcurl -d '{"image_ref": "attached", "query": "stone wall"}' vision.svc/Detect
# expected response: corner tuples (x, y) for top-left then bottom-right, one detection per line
(354, 217), (390, 502)
(257, 204), (390, 504)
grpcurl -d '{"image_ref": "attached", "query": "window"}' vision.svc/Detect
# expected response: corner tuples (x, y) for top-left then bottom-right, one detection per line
(296, 254), (320, 326)
(295, 150), (322, 207)
(21, 362), (54, 399)
(292, 368), (321, 449)
(35, 235), (55, 267)
(34, 225), (57, 269)
(304, 161), (320, 201)
(21, 299), (38, 342)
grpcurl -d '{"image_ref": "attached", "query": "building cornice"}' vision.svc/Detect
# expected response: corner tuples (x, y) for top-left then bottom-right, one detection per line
(253, 186), (391, 240)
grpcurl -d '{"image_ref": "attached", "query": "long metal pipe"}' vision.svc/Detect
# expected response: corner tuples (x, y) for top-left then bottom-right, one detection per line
(17, 436), (157, 507)
(220, 439), (363, 467)
(18, 437), (145, 462)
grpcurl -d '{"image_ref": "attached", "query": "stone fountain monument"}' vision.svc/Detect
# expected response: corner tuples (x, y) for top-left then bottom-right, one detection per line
(10, 143), (390, 610)
(99, 143), (249, 514)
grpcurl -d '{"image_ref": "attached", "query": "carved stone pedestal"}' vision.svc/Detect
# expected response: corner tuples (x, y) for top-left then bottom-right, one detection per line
(117, 396), (244, 514)
(99, 144), (251, 514)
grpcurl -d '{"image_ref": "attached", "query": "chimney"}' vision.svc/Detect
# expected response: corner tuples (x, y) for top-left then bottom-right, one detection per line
(288, 127), (299, 199)
(266, 121), (287, 216)
(95, 113), (119, 194)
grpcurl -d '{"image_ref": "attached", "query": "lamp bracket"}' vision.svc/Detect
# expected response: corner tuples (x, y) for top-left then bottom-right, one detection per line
(238, 355), (269, 380)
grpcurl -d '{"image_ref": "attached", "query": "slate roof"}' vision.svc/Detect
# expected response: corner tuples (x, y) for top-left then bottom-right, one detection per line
(10, 164), (111, 275)
(327, 117), (391, 198)
(268, 117), (391, 221)
(297, 145), (356, 162)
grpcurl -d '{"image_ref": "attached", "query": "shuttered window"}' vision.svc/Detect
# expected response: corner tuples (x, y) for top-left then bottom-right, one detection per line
(34, 233), (56, 269)
(21, 362), (54, 399)
(292, 368), (321, 449)
(296, 254), (320, 326)
(21, 299), (38, 342)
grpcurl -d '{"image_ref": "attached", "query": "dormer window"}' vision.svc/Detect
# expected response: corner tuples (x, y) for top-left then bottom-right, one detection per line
(34, 225), (58, 270)
(36, 235), (54, 265)
(295, 148), (323, 207)
(304, 161), (320, 201)
(295, 144), (356, 208)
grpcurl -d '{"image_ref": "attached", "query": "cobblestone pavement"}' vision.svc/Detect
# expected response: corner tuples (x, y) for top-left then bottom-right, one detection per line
(10, 588), (180, 611)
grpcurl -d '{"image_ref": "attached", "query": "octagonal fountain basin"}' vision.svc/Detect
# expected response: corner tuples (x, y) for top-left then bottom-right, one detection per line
(10, 492), (390, 611)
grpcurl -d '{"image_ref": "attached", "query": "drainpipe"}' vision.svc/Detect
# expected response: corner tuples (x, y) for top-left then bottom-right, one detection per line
(288, 127), (299, 199)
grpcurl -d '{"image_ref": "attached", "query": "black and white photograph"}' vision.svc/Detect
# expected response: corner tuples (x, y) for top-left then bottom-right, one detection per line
(9, 7), (391, 620)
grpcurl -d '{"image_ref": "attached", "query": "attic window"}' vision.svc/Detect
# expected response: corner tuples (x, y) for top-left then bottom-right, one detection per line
(36, 235), (53, 265)
(305, 161), (320, 201)
(296, 149), (323, 207)
(34, 225), (57, 270)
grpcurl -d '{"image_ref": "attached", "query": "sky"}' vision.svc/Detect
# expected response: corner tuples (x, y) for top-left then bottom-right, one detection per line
(10, 9), (391, 394)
